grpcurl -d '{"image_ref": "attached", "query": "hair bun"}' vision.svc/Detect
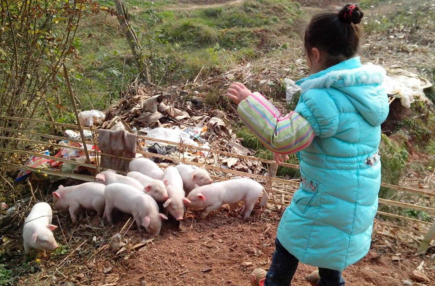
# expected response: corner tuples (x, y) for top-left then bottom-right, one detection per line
(338, 4), (364, 24)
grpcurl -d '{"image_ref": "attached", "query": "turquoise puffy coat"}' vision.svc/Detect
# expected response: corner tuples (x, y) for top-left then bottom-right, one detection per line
(276, 57), (389, 271)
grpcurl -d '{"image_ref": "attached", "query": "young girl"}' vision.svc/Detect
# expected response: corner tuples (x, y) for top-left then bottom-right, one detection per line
(226, 4), (389, 286)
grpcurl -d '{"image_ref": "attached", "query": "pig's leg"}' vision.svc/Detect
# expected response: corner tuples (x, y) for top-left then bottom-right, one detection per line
(68, 202), (81, 224)
(104, 203), (114, 225)
(242, 200), (256, 219)
(24, 242), (31, 255)
(200, 203), (221, 219)
(134, 214), (143, 232)
(93, 198), (105, 218)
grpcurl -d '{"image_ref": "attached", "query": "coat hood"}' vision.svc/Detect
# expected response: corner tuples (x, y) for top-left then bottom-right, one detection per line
(296, 57), (389, 126)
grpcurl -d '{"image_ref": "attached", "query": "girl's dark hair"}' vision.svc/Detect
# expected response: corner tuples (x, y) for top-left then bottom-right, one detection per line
(304, 4), (364, 68)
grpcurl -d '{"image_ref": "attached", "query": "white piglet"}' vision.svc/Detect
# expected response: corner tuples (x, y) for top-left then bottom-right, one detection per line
(162, 167), (190, 221)
(129, 158), (164, 180)
(52, 182), (106, 223)
(96, 169), (143, 191)
(23, 202), (58, 255)
(175, 164), (213, 194)
(127, 171), (168, 202)
(186, 178), (264, 219)
(104, 183), (168, 235)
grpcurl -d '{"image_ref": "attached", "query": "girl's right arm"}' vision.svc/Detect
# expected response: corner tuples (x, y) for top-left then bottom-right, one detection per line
(237, 91), (315, 154)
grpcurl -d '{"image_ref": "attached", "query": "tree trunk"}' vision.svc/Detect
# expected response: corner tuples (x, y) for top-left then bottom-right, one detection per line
(114, 0), (150, 83)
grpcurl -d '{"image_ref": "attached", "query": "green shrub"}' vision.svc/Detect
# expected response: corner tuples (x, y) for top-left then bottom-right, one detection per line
(203, 7), (223, 18)
(0, 264), (12, 285)
(378, 134), (409, 198)
(164, 20), (219, 46)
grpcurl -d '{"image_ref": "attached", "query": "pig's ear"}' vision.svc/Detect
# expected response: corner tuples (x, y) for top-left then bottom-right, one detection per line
(159, 213), (168, 220)
(144, 185), (152, 193)
(59, 185), (64, 189)
(197, 194), (206, 201)
(192, 174), (197, 180)
(142, 217), (151, 228)
(183, 197), (191, 206)
(53, 192), (61, 199)
(163, 180), (169, 187)
(47, 224), (58, 231)
(95, 174), (105, 182)
(163, 198), (172, 208)
(32, 233), (38, 243)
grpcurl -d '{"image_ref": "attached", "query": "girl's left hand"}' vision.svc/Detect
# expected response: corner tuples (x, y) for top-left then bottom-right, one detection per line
(273, 153), (289, 164)
(226, 82), (252, 105)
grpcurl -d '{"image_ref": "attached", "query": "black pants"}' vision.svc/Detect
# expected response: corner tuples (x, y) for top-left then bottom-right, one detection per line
(265, 238), (345, 286)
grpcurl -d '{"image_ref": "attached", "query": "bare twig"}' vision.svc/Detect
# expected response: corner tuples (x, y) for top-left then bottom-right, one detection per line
(57, 240), (87, 269)
(63, 64), (91, 164)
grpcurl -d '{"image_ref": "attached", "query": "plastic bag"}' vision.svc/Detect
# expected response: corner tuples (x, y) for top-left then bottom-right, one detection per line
(15, 150), (51, 182)
(284, 78), (301, 104)
(141, 127), (199, 147)
(78, 110), (105, 127)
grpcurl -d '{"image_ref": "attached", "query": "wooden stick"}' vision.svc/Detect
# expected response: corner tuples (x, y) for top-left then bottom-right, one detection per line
(0, 127), (93, 145)
(263, 162), (278, 206)
(381, 182), (435, 197)
(63, 64), (91, 164)
(378, 198), (435, 214)
(27, 180), (37, 203)
(0, 115), (90, 130)
(0, 149), (96, 168)
(376, 221), (425, 236)
(376, 211), (431, 226)
(1, 163), (95, 181)
(0, 136), (97, 153)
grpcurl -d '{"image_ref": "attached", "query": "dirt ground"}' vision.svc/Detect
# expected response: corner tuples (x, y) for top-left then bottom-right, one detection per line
(11, 203), (435, 286)
(3, 0), (435, 285)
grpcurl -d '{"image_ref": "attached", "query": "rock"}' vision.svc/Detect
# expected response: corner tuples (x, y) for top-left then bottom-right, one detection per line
(410, 270), (430, 283)
(402, 280), (413, 285)
(241, 262), (253, 267)
(140, 280), (146, 286)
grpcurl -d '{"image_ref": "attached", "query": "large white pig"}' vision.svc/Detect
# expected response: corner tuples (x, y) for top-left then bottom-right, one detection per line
(175, 164), (213, 194)
(104, 183), (168, 235)
(23, 202), (58, 254)
(95, 170), (143, 190)
(185, 178), (265, 219)
(162, 167), (190, 221)
(127, 171), (168, 202)
(52, 182), (105, 223)
(129, 158), (164, 180)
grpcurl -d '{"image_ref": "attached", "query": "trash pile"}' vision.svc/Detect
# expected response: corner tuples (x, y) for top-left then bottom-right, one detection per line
(15, 81), (265, 182)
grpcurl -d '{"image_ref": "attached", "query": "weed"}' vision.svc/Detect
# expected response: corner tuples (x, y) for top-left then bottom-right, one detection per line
(378, 134), (409, 198)
(0, 264), (12, 285)
(163, 19), (219, 46)
(51, 244), (69, 258)
(203, 8), (223, 18)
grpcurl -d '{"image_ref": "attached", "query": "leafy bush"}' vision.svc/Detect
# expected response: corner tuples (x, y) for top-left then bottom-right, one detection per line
(0, 264), (12, 285)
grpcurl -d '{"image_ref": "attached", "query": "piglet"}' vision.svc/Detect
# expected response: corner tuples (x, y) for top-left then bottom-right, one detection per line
(52, 182), (105, 223)
(162, 167), (190, 221)
(175, 164), (213, 194)
(129, 158), (164, 180)
(127, 171), (169, 202)
(96, 169), (143, 191)
(23, 202), (58, 254)
(186, 178), (264, 219)
(104, 183), (168, 235)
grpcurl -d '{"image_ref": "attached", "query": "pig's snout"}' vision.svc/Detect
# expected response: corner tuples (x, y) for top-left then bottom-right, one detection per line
(208, 180), (213, 184)
(163, 195), (169, 200)
(51, 242), (59, 250)
(176, 217), (183, 221)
